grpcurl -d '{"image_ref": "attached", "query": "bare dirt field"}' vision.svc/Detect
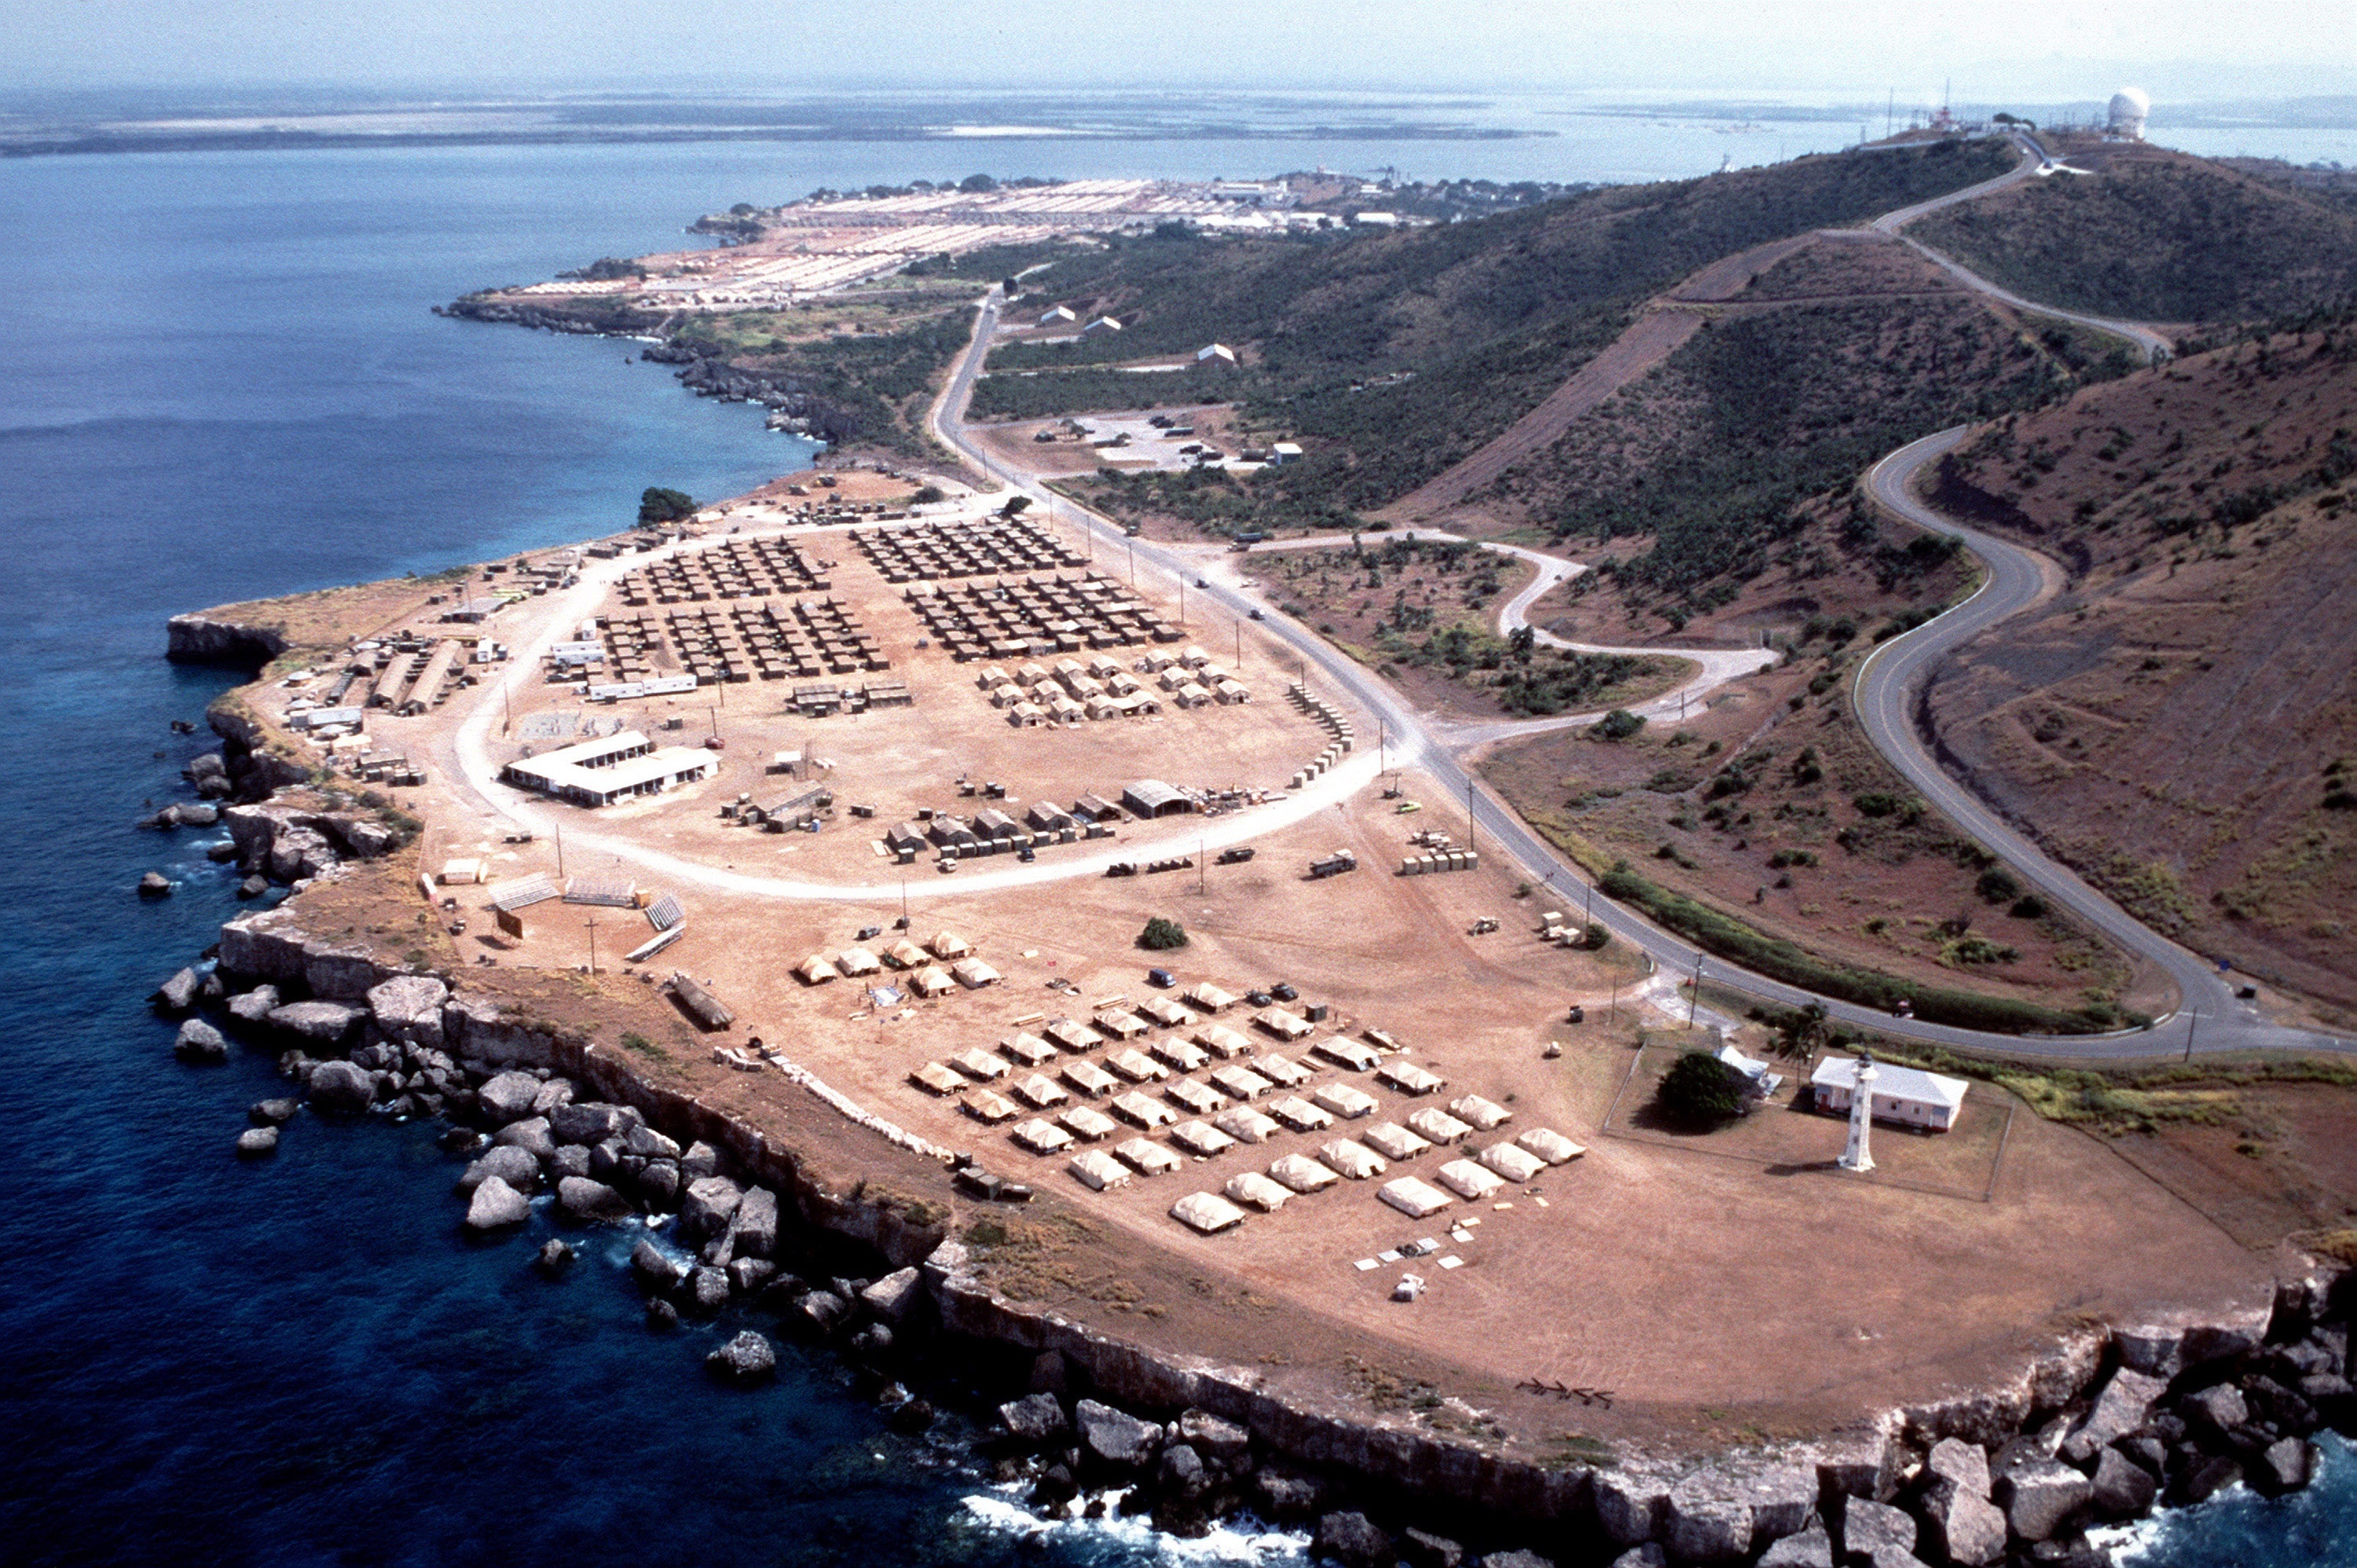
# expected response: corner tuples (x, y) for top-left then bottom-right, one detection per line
(1479, 658), (2161, 1019)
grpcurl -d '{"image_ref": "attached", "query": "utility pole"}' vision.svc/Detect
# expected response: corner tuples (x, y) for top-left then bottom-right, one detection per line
(1687, 954), (1704, 1029)
(2183, 1007), (2199, 1064)
(1465, 775), (1478, 857)
(555, 823), (565, 880)
(501, 680), (513, 737)
(1199, 839), (1208, 894)
(1608, 976), (1620, 1025)
(584, 915), (599, 976)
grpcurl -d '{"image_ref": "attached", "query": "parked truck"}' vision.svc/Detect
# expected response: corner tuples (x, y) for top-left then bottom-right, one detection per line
(1307, 849), (1358, 880)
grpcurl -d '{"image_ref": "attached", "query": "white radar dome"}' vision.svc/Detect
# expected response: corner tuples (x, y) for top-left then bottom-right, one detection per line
(2108, 87), (2150, 140)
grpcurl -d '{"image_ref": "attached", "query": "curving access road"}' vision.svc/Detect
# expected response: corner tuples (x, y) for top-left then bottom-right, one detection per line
(926, 180), (2345, 1061)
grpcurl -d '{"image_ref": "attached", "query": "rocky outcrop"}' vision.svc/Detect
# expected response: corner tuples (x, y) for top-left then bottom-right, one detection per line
(707, 1330), (778, 1383)
(464, 1174), (530, 1231)
(167, 614), (286, 669)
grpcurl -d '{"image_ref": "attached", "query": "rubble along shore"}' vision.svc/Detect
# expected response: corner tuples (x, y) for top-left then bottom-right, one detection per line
(154, 759), (2357, 1568)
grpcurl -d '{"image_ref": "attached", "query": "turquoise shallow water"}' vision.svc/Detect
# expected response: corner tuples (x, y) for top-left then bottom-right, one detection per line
(0, 111), (2344, 1566)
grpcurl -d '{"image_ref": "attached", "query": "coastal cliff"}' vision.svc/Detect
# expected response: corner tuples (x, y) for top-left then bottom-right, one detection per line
(168, 866), (2355, 1567)
(166, 613), (288, 669)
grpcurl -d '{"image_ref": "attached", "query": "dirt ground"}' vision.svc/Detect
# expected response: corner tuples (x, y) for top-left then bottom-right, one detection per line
(216, 479), (2278, 1452)
(1479, 657), (2162, 1019)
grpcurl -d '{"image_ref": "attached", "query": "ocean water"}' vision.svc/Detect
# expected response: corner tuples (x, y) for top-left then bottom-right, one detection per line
(0, 112), (2345, 1566)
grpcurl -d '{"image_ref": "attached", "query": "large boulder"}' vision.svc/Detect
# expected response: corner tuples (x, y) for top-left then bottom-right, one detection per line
(1400, 1530), (1465, 1568)
(1918, 1478), (2007, 1565)
(861, 1267), (923, 1324)
(1076, 1399), (1160, 1470)
(631, 1237), (684, 1292)
(306, 1058), (376, 1115)
(2250, 1437), (2314, 1497)
(1311, 1511), (1392, 1568)
(1994, 1458), (2091, 1543)
(250, 1097), (299, 1126)
(366, 975), (449, 1050)
(493, 1116), (557, 1160)
(1664, 1479), (1751, 1563)
(1178, 1409), (1251, 1464)
(680, 1175), (746, 1242)
(227, 985), (280, 1025)
(680, 1140), (721, 1180)
(999, 1393), (1070, 1446)
(475, 1071), (543, 1126)
(557, 1177), (632, 1222)
(456, 1145), (541, 1196)
(548, 1101), (637, 1145)
(1593, 1464), (1674, 1547)
(173, 1018), (229, 1062)
(794, 1289), (849, 1335)
(1755, 1526), (1831, 1568)
(464, 1175), (531, 1231)
(687, 1266), (731, 1314)
(624, 1124), (682, 1160)
(235, 1127), (280, 1158)
(724, 1186), (779, 1259)
(2088, 1447), (2157, 1519)
(2181, 1383), (2249, 1435)
(706, 1330), (777, 1383)
(1158, 1442), (1208, 1500)
(1924, 1438), (1990, 1499)
(1842, 1497), (1915, 1562)
(2061, 1368), (2167, 1465)
(154, 967), (203, 1015)
(271, 1000), (362, 1044)
(1252, 1469), (1327, 1522)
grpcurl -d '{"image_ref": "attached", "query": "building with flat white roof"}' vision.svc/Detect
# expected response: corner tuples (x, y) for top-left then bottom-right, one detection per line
(500, 730), (713, 807)
(1810, 1054), (1968, 1132)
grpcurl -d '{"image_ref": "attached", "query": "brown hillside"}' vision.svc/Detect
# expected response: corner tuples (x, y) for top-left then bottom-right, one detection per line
(1909, 141), (2357, 325)
(1921, 325), (2357, 1014)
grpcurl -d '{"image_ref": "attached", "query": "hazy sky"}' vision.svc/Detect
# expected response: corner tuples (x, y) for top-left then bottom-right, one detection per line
(5, 0), (2352, 101)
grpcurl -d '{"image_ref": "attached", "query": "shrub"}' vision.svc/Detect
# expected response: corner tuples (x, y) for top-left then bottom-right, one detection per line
(1976, 867), (2022, 904)
(913, 484), (946, 504)
(1138, 917), (1189, 951)
(2009, 894), (2049, 920)
(1592, 709), (1646, 741)
(1655, 1051), (1751, 1125)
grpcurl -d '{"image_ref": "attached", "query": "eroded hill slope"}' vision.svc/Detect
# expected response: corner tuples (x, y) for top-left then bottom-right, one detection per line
(1921, 323), (2357, 1012)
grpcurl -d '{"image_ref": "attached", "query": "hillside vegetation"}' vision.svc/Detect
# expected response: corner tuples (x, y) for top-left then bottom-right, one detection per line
(1909, 143), (2357, 324)
(991, 141), (2015, 519)
(1920, 315), (2357, 1013)
(1480, 238), (2127, 631)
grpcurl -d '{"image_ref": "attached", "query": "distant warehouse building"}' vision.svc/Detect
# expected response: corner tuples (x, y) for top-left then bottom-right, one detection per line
(1809, 1055), (1968, 1133)
(500, 729), (713, 808)
(1122, 779), (1193, 819)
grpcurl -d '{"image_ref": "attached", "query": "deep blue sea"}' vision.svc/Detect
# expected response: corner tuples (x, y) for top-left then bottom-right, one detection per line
(0, 111), (2348, 1566)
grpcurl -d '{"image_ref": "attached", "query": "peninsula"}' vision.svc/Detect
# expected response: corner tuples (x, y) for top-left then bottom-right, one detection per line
(157, 130), (2357, 1568)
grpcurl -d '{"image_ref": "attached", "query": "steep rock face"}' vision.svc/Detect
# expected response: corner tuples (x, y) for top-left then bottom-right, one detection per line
(167, 614), (286, 669)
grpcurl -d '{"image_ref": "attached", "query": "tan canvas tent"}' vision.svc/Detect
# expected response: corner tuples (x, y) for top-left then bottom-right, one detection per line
(1011, 1119), (1074, 1156)
(1450, 1094), (1512, 1130)
(1362, 1121), (1433, 1161)
(1215, 1106), (1281, 1145)
(1436, 1158), (1505, 1200)
(1479, 1142), (1548, 1183)
(1379, 1176), (1453, 1218)
(794, 954), (841, 985)
(1318, 1139), (1388, 1180)
(1169, 1119), (1237, 1158)
(1069, 1150), (1131, 1191)
(1517, 1127), (1587, 1164)
(1169, 1191), (1247, 1234)
(1225, 1171), (1291, 1212)
(1269, 1153), (1340, 1194)
(1060, 1106), (1118, 1141)
(1116, 1137), (1182, 1177)
(1313, 1083), (1379, 1120)
(1408, 1107), (1474, 1145)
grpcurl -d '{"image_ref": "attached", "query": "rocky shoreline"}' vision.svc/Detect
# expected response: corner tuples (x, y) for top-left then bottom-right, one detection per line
(435, 295), (854, 442)
(144, 727), (2354, 1568)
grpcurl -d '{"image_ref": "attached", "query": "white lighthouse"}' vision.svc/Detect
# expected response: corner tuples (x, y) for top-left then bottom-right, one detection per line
(1839, 1053), (1879, 1172)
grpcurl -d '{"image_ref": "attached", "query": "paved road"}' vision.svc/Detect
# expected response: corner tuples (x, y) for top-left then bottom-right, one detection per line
(1857, 430), (2347, 1055)
(931, 262), (2344, 1060)
(1873, 132), (2174, 363)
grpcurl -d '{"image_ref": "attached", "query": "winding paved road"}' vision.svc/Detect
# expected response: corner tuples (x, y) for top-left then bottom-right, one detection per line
(925, 177), (2344, 1061)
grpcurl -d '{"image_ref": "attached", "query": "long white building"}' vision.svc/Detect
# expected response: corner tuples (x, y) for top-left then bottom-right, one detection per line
(500, 730), (713, 807)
